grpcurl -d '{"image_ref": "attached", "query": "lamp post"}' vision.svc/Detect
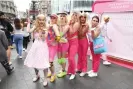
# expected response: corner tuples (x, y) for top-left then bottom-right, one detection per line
(32, 0), (37, 20)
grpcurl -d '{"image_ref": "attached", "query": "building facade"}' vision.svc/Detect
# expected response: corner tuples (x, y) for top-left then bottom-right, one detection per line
(51, 0), (94, 14)
(0, 0), (17, 18)
(37, 0), (51, 15)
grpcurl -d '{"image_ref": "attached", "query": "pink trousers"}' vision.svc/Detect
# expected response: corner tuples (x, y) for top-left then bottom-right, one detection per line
(67, 38), (78, 74)
(58, 43), (69, 53)
(90, 42), (101, 72)
(48, 45), (58, 62)
(77, 38), (89, 72)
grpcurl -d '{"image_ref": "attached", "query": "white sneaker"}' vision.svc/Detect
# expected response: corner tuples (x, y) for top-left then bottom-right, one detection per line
(19, 56), (22, 59)
(69, 74), (76, 80)
(87, 70), (93, 75)
(103, 61), (111, 65)
(9, 62), (12, 65)
(90, 55), (92, 60)
(25, 50), (27, 52)
(23, 48), (25, 51)
(79, 72), (86, 77)
(88, 72), (98, 77)
(43, 81), (48, 87)
(33, 76), (40, 82)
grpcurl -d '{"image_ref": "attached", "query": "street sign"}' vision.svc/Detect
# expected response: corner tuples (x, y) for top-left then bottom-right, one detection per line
(29, 10), (39, 15)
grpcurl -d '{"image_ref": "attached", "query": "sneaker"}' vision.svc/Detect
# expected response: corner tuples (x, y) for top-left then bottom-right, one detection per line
(43, 81), (48, 87)
(9, 62), (12, 65)
(50, 75), (56, 82)
(59, 69), (63, 73)
(33, 76), (40, 82)
(0, 78), (1, 82)
(88, 72), (98, 77)
(25, 50), (27, 52)
(103, 61), (111, 65)
(47, 73), (52, 78)
(19, 56), (22, 59)
(10, 46), (14, 49)
(7, 67), (15, 75)
(69, 74), (76, 80)
(23, 48), (25, 51)
(79, 72), (86, 77)
(57, 71), (67, 78)
(87, 70), (93, 75)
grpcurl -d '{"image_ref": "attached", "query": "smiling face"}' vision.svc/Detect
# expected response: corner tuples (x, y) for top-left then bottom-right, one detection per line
(38, 16), (45, 27)
(91, 16), (99, 27)
(50, 16), (57, 24)
(35, 14), (46, 29)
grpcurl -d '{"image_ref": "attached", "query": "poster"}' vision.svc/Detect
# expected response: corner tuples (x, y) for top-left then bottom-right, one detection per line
(101, 12), (133, 61)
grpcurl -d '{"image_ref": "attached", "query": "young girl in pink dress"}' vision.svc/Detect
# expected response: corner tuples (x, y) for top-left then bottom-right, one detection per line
(24, 14), (50, 86)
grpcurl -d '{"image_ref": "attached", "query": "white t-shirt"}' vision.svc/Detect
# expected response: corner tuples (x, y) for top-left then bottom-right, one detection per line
(23, 27), (29, 37)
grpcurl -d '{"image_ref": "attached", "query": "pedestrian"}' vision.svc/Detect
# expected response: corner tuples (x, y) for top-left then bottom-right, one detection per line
(77, 13), (89, 77)
(13, 18), (23, 59)
(87, 16), (102, 77)
(24, 14), (50, 86)
(0, 12), (14, 65)
(57, 12), (69, 78)
(100, 15), (112, 65)
(63, 12), (80, 80)
(0, 30), (14, 75)
(22, 21), (30, 52)
(47, 14), (60, 82)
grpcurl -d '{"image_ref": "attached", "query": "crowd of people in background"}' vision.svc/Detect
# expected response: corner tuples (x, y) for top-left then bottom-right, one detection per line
(0, 11), (112, 86)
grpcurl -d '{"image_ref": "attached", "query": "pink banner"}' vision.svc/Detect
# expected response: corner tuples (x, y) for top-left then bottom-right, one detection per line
(93, 1), (133, 13)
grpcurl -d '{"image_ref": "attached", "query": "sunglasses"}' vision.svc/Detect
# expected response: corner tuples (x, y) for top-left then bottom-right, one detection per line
(50, 17), (57, 19)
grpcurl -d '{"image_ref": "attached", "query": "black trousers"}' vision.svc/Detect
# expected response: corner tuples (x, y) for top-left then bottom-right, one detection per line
(23, 36), (30, 49)
(1, 60), (12, 75)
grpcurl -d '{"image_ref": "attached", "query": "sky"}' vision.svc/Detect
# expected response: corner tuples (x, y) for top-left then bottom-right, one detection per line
(14, 0), (31, 12)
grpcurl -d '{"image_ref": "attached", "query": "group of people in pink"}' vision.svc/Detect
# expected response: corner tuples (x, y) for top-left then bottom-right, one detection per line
(24, 11), (112, 87)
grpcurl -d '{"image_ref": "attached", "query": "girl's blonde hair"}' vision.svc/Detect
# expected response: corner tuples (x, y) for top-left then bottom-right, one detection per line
(34, 14), (46, 32)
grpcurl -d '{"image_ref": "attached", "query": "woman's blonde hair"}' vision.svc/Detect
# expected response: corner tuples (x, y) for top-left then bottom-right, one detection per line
(58, 14), (68, 26)
(34, 14), (46, 32)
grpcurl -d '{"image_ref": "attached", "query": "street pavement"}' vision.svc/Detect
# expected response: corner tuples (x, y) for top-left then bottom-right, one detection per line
(0, 43), (133, 89)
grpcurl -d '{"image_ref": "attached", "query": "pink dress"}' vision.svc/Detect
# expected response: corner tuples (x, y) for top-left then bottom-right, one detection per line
(24, 32), (50, 69)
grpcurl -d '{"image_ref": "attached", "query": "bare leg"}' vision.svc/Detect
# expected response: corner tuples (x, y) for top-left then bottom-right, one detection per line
(33, 68), (40, 82)
(7, 47), (11, 64)
(49, 62), (54, 75)
(43, 69), (48, 86)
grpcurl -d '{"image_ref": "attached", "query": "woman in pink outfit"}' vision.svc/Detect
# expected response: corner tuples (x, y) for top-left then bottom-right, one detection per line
(24, 14), (50, 86)
(57, 12), (69, 78)
(77, 13), (89, 77)
(87, 16), (102, 77)
(63, 12), (80, 80)
(47, 14), (60, 82)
